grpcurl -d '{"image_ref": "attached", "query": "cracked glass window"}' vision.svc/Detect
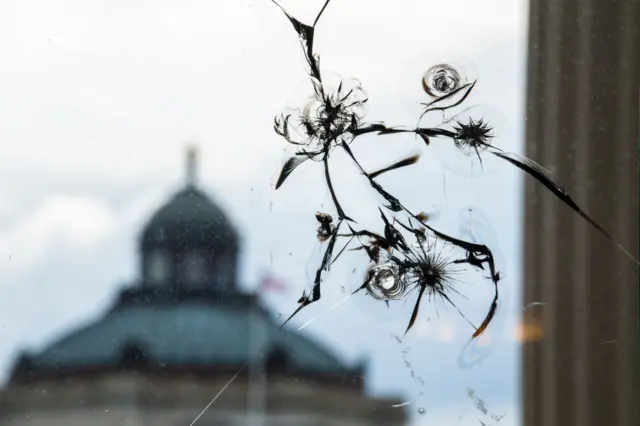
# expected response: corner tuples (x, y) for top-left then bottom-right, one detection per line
(1, 1), (637, 426)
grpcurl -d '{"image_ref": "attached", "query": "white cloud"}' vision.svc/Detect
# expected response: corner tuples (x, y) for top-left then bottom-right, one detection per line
(0, 0), (527, 186)
(0, 186), (169, 283)
(0, 195), (114, 274)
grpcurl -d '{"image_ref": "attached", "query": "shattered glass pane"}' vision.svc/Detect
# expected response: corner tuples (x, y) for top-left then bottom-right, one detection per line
(1, 1), (636, 426)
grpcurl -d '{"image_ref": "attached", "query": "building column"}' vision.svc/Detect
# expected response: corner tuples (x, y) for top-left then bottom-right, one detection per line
(523, 0), (639, 426)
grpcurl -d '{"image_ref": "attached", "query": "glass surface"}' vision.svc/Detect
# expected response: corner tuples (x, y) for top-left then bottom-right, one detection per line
(0, 1), (637, 426)
(181, 251), (209, 286)
(149, 250), (172, 285)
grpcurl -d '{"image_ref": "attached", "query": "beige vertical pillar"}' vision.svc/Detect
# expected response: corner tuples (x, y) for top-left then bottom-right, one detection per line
(522, 0), (639, 425)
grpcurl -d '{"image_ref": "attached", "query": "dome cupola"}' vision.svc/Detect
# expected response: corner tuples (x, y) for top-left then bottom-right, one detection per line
(138, 146), (239, 293)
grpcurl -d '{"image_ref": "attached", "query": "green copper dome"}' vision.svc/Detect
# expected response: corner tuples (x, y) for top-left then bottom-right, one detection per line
(7, 147), (364, 387)
(141, 186), (238, 250)
(10, 297), (360, 381)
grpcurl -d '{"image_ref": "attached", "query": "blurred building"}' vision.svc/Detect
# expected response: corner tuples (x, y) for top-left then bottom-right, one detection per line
(522, 1), (638, 426)
(0, 148), (406, 426)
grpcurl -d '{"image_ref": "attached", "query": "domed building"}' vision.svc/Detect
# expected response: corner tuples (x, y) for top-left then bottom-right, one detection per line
(0, 148), (406, 426)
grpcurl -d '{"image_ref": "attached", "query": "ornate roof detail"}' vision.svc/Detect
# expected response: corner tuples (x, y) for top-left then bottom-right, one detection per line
(9, 300), (363, 384)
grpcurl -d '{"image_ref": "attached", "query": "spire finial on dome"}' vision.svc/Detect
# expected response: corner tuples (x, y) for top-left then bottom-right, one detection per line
(186, 145), (198, 187)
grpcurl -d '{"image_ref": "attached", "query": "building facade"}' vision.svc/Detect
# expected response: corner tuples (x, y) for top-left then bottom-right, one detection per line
(0, 148), (406, 426)
(522, 1), (639, 425)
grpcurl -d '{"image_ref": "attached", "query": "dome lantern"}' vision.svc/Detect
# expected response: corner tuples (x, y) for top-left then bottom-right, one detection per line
(138, 146), (239, 293)
(185, 144), (198, 188)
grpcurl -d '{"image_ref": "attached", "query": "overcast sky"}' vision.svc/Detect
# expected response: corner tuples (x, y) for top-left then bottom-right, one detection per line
(0, 0), (529, 425)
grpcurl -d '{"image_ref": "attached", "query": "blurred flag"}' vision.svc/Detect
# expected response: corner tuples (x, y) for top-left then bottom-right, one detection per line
(259, 274), (289, 294)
